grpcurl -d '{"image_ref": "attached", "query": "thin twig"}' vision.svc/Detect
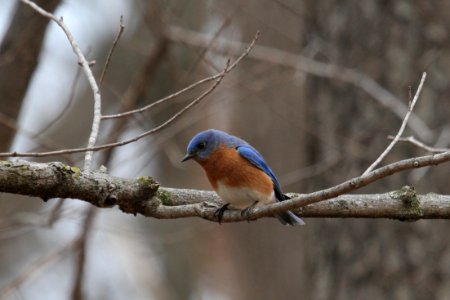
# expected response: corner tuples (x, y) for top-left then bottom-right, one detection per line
(0, 112), (75, 164)
(21, 4), (104, 300)
(33, 66), (82, 139)
(101, 31), (259, 120)
(179, 14), (233, 76)
(19, 1), (99, 167)
(390, 135), (450, 153)
(99, 16), (125, 86)
(229, 149), (450, 222)
(362, 72), (427, 175)
(101, 72), (220, 120)
(98, 38), (169, 166)
(0, 69), (225, 158)
(0, 37), (252, 158)
(20, 0), (103, 170)
(69, 18), (124, 298)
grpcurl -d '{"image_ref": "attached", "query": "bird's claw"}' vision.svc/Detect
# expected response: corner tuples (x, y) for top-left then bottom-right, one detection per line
(214, 203), (230, 224)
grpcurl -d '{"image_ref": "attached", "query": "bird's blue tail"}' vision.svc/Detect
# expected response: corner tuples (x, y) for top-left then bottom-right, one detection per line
(276, 211), (305, 226)
(275, 193), (305, 226)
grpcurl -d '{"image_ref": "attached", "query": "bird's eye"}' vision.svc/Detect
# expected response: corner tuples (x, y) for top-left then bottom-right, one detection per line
(198, 142), (206, 150)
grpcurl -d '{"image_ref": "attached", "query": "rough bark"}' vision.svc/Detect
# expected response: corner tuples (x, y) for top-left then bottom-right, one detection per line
(1, 160), (449, 222)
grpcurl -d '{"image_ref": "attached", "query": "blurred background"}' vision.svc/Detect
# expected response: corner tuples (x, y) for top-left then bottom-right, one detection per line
(1, 0), (450, 299)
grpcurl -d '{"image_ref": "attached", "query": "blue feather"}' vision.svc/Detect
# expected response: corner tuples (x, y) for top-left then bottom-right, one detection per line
(237, 145), (305, 226)
(236, 145), (283, 199)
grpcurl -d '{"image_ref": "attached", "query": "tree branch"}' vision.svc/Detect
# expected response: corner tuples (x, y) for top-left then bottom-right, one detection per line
(1, 159), (450, 222)
(20, 0), (103, 169)
(0, 160), (159, 214)
(362, 72), (427, 175)
(391, 135), (450, 153)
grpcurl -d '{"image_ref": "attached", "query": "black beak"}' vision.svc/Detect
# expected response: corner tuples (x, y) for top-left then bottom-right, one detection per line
(181, 153), (195, 162)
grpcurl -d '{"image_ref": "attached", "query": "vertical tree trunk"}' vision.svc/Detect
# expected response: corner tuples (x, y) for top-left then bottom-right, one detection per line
(0, 0), (61, 151)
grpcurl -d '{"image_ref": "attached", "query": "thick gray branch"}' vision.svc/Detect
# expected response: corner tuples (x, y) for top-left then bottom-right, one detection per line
(0, 160), (159, 215)
(0, 160), (449, 223)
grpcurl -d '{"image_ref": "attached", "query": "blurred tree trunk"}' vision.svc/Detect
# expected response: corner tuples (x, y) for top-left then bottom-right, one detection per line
(0, 0), (61, 151)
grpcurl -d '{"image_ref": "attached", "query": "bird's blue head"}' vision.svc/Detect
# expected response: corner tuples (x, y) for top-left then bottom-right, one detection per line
(182, 129), (244, 162)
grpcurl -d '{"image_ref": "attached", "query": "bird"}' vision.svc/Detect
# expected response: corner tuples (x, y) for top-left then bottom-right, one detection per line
(182, 129), (305, 226)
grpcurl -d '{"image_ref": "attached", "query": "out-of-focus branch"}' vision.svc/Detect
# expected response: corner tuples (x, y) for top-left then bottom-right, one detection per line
(0, 59), (230, 159)
(0, 30), (256, 159)
(0, 0), (61, 151)
(99, 15), (125, 86)
(165, 26), (433, 140)
(32, 67), (83, 142)
(99, 37), (169, 164)
(0, 112), (74, 163)
(101, 31), (259, 120)
(71, 206), (96, 300)
(1, 159), (450, 222)
(392, 136), (450, 153)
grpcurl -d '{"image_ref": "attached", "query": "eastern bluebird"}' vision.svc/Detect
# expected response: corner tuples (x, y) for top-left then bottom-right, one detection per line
(182, 129), (305, 226)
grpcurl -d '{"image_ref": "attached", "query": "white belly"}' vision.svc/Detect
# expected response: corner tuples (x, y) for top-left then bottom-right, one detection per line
(216, 181), (275, 209)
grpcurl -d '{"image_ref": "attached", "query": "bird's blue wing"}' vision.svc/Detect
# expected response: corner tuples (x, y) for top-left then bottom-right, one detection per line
(236, 145), (285, 201)
(237, 145), (305, 225)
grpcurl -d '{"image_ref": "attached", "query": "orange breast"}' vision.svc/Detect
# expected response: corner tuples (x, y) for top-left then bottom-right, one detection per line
(197, 146), (274, 196)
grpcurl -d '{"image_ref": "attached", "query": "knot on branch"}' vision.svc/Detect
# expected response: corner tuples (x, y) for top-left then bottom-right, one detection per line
(117, 176), (159, 215)
(390, 185), (424, 221)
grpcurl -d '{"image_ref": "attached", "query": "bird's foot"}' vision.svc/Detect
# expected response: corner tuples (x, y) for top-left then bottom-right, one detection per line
(241, 201), (258, 223)
(214, 203), (230, 224)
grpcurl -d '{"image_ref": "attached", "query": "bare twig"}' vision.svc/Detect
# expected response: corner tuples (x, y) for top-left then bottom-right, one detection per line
(21, 3), (107, 299)
(0, 112), (71, 159)
(99, 16), (125, 86)
(0, 72), (224, 157)
(179, 14), (233, 76)
(407, 128), (450, 182)
(248, 149), (450, 222)
(0, 44), (247, 158)
(33, 66), (82, 140)
(363, 72), (427, 175)
(101, 71), (220, 120)
(390, 135), (450, 153)
(101, 31), (259, 120)
(20, 0), (102, 170)
(98, 38), (169, 166)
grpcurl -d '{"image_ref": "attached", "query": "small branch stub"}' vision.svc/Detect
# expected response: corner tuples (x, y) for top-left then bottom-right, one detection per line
(389, 185), (424, 221)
